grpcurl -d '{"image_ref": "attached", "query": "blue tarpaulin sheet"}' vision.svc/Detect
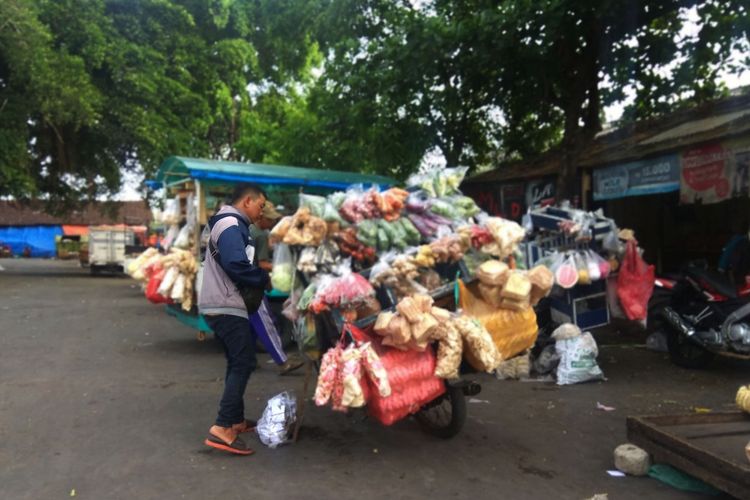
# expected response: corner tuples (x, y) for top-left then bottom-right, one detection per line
(0, 225), (63, 257)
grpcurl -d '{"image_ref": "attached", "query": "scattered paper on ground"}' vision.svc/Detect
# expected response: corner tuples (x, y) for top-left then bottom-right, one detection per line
(596, 402), (616, 412)
(606, 470), (626, 477)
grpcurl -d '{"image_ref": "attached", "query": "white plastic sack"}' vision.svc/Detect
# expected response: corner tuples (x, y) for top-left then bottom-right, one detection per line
(173, 224), (192, 249)
(170, 274), (186, 302)
(256, 391), (297, 449)
(555, 332), (604, 385)
(161, 198), (181, 225)
(157, 266), (179, 297)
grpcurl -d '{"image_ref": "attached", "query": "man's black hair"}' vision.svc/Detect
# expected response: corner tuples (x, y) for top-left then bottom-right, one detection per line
(230, 183), (267, 204)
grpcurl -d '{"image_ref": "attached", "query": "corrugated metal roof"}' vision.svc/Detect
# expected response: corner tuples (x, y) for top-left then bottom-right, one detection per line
(639, 108), (750, 145)
(464, 92), (750, 185)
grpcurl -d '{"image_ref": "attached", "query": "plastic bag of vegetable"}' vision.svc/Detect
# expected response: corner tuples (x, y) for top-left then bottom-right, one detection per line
(429, 199), (460, 220)
(356, 219), (379, 248)
(299, 194), (327, 217)
(271, 243), (295, 293)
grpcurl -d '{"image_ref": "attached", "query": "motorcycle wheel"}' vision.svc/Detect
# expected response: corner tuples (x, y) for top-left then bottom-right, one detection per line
(414, 383), (467, 439)
(666, 328), (716, 369)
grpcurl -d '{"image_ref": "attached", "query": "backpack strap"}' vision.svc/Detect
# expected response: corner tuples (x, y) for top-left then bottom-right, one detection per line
(206, 212), (253, 262)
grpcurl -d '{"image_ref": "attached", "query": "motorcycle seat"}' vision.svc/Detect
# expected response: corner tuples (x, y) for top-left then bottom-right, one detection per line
(686, 266), (738, 299)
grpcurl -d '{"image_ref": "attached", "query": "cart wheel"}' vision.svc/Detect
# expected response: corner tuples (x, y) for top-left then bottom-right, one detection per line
(414, 383), (467, 439)
(197, 331), (207, 342)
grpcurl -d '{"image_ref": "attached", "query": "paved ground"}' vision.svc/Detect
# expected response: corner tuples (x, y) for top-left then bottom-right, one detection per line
(1, 259), (747, 500)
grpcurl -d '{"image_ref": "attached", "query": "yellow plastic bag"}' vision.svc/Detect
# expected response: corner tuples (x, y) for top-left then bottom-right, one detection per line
(458, 280), (538, 359)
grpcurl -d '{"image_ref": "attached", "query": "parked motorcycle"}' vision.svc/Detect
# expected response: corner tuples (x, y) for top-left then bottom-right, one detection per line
(653, 265), (750, 368)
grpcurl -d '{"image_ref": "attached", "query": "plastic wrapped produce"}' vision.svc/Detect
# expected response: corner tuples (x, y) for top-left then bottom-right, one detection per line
(340, 345), (366, 408)
(501, 272), (531, 302)
(283, 208), (328, 247)
(329, 191), (347, 209)
(315, 344), (343, 406)
(299, 193), (327, 217)
(360, 342), (391, 397)
(356, 219), (379, 248)
(555, 254), (579, 289)
(334, 228), (376, 264)
(453, 316), (500, 373)
(161, 198), (181, 225)
(157, 266), (179, 297)
(322, 201), (345, 224)
(452, 196), (481, 218)
(170, 274), (186, 302)
(269, 216), (294, 244)
(575, 252), (591, 285)
(271, 244), (295, 293)
(417, 268), (442, 291)
(379, 188), (409, 221)
(297, 247), (317, 274)
(173, 223), (193, 249)
(527, 265), (554, 306)
(429, 199), (460, 220)
(405, 190), (430, 213)
(297, 283), (317, 311)
(310, 268), (375, 312)
(476, 260), (510, 286)
(314, 241), (340, 274)
(407, 213), (437, 239)
(429, 235), (464, 263)
(585, 250), (602, 281)
(481, 218), (526, 258)
(339, 187), (383, 223)
(433, 322), (463, 379)
(406, 173), (437, 197)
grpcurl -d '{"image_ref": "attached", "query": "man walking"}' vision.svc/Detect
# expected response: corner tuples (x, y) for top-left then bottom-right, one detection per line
(199, 183), (269, 455)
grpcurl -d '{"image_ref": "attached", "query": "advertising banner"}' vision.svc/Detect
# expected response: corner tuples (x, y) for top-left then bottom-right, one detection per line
(680, 143), (732, 204)
(593, 154), (680, 201)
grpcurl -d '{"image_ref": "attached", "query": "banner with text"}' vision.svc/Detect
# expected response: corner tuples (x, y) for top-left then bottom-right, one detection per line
(680, 143), (750, 204)
(593, 154), (680, 201)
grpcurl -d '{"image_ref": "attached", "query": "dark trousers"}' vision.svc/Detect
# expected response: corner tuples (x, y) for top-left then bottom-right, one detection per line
(205, 314), (257, 428)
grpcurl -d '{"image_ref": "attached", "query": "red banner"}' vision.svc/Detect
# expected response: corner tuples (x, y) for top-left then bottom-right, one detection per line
(680, 144), (731, 204)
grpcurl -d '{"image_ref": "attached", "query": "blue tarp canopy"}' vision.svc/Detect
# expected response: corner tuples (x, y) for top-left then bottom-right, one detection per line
(0, 225), (62, 257)
(155, 156), (396, 191)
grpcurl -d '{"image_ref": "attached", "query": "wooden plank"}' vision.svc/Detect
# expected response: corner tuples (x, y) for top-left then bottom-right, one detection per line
(635, 412), (749, 427)
(627, 415), (750, 499)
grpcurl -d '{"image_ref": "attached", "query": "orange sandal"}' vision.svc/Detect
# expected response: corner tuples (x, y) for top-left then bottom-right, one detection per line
(204, 433), (255, 456)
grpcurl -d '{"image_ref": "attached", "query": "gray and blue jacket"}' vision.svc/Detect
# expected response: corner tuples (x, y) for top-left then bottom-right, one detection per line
(198, 205), (270, 319)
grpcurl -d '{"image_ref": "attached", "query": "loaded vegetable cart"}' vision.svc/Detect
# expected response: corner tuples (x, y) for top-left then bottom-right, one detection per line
(256, 168), (554, 438)
(128, 161), (557, 438)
